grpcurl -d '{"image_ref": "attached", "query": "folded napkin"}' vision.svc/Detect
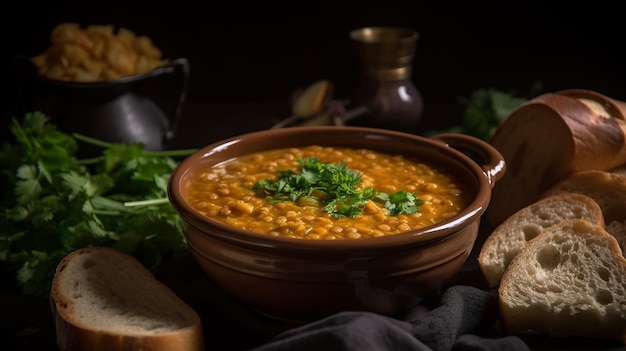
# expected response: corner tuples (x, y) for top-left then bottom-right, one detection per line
(158, 254), (530, 350)
(249, 285), (530, 351)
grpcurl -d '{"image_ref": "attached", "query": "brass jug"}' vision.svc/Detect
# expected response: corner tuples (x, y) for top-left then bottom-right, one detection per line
(349, 26), (423, 133)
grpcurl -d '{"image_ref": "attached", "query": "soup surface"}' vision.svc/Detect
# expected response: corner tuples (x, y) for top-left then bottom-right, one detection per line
(186, 145), (470, 239)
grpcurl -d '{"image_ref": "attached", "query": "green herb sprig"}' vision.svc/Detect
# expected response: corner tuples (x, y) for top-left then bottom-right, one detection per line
(431, 84), (543, 141)
(253, 157), (422, 218)
(0, 111), (197, 297)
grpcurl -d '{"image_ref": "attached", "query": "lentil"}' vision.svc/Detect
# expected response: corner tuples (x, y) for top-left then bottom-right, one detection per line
(186, 145), (470, 239)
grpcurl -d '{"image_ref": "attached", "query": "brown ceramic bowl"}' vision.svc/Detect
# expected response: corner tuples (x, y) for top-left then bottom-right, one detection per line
(168, 126), (505, 322)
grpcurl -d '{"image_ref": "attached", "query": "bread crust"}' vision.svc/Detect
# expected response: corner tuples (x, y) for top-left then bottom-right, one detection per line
(50, 247), (204, 351)
(498, 219), (626, 343)
(555, 93), (626, 171)
(541, 170), (626, 224)
(486, 92), (626, 227)
(557, 89), (626, 120)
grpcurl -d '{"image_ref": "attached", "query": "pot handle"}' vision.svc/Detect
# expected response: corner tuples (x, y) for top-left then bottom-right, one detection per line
(429, 133), (506, 188)
(148, 57), (191, 143)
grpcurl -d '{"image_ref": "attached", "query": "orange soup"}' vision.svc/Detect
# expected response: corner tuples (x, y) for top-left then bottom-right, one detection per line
(186, 145), (470, 239)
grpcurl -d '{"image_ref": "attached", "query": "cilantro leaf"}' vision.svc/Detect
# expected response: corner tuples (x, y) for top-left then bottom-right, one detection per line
(430, 84), (543, 141)
(0, 112), (196, 297)
(254, 157), (420, 218)
(377, 190), (423, 216)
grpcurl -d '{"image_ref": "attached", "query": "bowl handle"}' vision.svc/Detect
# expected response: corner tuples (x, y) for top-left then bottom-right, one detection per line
(429, 133), (506, 188)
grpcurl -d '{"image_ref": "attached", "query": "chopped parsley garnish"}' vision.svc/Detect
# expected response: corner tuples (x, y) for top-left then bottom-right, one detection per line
(253, 157), (422, 218)
(376, 190), (421, 216)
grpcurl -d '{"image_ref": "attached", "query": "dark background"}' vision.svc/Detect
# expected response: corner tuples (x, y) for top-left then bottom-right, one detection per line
(2, 0), (626, 133)
(2, 3), (626, 349)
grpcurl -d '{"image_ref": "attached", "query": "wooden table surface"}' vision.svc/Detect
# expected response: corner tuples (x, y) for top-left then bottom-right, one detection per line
(2, 99), (625, 351)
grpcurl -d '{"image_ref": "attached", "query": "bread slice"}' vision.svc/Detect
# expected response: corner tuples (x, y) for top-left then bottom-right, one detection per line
(478, 193), (605, 288)
(50, 247), (204, 351)
(542, 170), (626, 223)
(611, 163), (626, 176)
(499, 219), (626, 343)
(541, 170), (626, 255)
(486, 91), (626, 228)
(608, 220), (626, 254)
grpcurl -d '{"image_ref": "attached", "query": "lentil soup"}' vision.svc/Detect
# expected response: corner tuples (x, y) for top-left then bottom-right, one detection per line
(186, 145), (470, 239)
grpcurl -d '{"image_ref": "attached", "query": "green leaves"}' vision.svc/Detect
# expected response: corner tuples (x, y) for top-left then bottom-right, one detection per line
(15, 164), (42, 204)
(0, 112), (194, 297)
(460, 88), (528, 141)
(434, 84), (543, 141)
(377, 190), (423, 216)
(7, 111), (79, 171)
(254, 157), (420, 218)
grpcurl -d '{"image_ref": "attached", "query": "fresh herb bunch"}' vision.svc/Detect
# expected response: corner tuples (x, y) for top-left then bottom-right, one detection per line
(0, 111), (196, 297)
(439, 84), (543, 141)
(253, 157), (422, 218)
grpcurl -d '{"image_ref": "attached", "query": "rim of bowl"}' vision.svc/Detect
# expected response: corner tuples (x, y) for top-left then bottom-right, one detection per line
(168, 126), (491, 251)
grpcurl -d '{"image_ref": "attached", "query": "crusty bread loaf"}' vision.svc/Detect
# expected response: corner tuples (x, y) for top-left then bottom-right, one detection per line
(478, 193), (604, 288)
(541, 170), (626, 255)
(499, 219), (626, 343)
(50, 247), (204, 351)
(486, 91), (626, 227)
(557, 88), (626, 120)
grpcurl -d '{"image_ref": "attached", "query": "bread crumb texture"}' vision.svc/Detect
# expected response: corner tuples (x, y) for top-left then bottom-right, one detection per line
(505, 221), (625, 313)
(499, 219), (626, 341)
(57, 248), (197, 334)
(478, 193), (604, 287)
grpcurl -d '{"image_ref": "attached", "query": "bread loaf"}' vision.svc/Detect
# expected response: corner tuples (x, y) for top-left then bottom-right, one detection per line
(478, 193), (604, 288)
(50, 247), (204, 351)
(499, 219), (626, 343)
(485, 90), (626, 227)
(557, 88), (626, 120)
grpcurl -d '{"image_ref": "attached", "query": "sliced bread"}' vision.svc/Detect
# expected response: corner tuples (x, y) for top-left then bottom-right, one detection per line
(50, 247), (204, 351)
(542, 170), (626, 224)
(485, 91), (626, 228)
(541, 170), (626, 255)
(499, 219), (626, 343)
(478, 193), (604, 288)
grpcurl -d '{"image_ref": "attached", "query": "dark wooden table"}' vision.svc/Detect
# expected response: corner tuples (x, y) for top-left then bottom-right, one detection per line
(2, 99), (625, 351)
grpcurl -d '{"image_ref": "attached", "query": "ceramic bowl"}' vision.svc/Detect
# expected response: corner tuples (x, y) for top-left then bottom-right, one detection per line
(168, 126), (505, 322)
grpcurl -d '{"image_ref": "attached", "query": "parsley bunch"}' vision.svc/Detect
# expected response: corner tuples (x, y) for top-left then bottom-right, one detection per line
(433, 84), (543, 141)
(0, 112), (196, 297)
(253, 157), (422, 218)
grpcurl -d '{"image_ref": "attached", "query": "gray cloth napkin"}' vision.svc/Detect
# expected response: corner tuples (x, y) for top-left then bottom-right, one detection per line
(250, 285), (530, 351)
